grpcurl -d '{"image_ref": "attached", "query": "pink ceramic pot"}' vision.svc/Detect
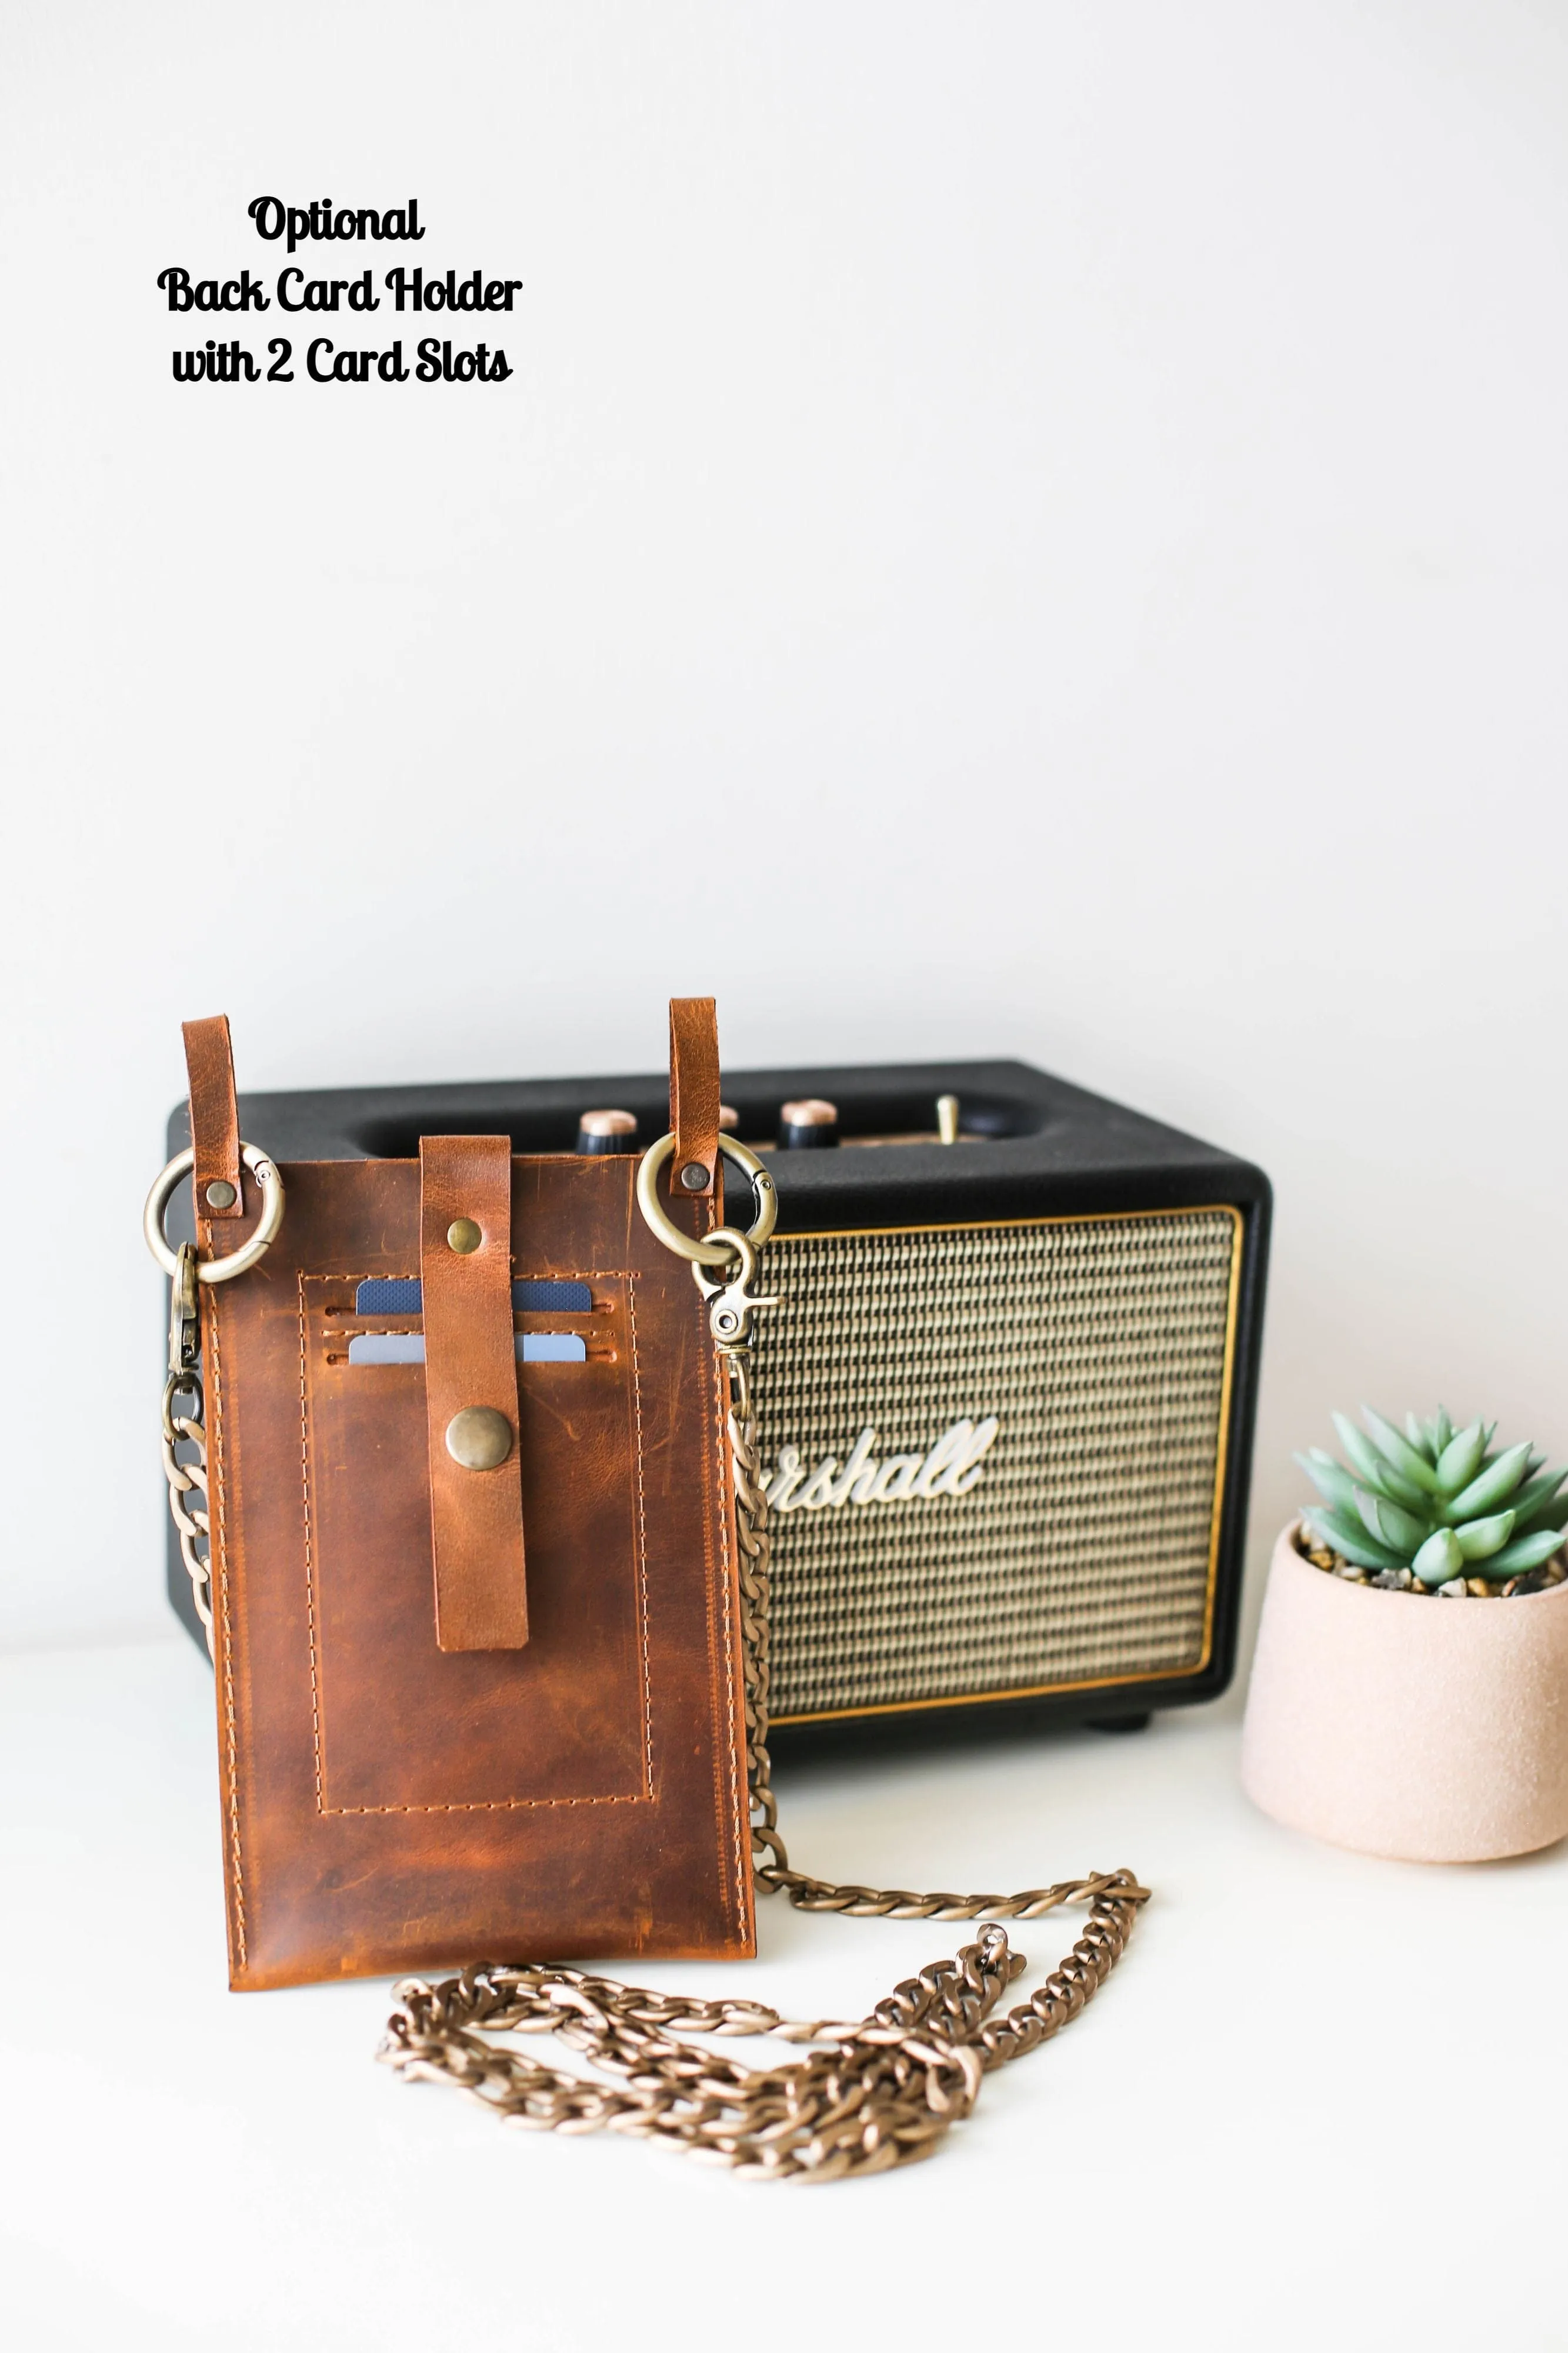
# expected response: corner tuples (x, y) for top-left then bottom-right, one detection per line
(1242, 1522), (1568, 1862)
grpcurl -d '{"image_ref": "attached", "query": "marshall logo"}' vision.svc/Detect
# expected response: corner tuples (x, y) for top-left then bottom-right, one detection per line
(762, 1418), (1000, 1515)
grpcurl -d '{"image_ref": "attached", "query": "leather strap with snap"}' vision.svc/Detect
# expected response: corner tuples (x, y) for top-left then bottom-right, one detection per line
(419, 1134), (529, 1651)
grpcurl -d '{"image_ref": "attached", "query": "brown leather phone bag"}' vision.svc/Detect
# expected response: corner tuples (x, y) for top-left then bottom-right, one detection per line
(148, 998), (1146, 2178)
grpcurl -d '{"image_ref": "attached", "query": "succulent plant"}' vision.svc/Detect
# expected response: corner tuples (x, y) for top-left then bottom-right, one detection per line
(1298, 1409), (1567, 1588)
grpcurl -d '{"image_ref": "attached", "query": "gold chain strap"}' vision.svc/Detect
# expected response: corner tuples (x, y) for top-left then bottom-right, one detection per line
(163, 1244), (216, 1661)
(376, 1339), (1150, 2180)
(156, 1225), (1150, 2179)
(375, 1896), (1142, 2180)
(729, 1351), (1146, 1925)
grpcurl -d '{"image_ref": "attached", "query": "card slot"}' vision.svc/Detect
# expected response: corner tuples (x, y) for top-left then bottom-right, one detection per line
(355, 1276), (594, 1315)
(346, 1332), (588, 1365)
(338, 1309), (612, 1321)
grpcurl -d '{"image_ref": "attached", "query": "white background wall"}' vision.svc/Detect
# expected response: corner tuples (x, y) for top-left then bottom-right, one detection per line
(3, 0), (1565, 1652)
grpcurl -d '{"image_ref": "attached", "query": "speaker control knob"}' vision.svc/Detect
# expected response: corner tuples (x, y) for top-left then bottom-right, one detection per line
(779, 1098), (839, 1150)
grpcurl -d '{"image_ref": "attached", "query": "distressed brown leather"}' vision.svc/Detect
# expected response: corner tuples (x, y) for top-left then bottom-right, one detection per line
(669, 996), (720, 1198)
(199, 1142), (752, 1990)
(419, 1136), (529, 1652)
(182, 1015), (243, 1225)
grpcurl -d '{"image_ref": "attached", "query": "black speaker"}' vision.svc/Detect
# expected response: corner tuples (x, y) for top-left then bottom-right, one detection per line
(164, 1057), (1269, 1746)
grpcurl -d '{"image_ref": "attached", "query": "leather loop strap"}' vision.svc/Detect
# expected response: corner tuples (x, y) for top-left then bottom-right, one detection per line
(419, 1136), (528, 1652)
(182, 1015), (243, 1226)
(669, 997), (720, 1200)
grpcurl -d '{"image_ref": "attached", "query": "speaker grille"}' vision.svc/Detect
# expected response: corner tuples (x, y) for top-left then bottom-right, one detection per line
(749, 1209), (1240, 1720)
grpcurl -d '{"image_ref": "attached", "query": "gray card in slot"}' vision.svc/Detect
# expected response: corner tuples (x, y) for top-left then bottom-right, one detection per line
(348, 1333), (587, 1365)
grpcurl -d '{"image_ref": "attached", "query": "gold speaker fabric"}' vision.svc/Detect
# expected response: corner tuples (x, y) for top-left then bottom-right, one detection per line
(750, 1208), (1242, 1722)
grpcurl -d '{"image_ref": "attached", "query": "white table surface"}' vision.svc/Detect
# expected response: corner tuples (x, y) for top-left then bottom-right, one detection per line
(2, 1637), (1562, 2353)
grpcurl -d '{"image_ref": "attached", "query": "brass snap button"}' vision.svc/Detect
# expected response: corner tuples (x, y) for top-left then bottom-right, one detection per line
(205, 1179), (237, 1209)
(446, 1218), (482, 1254)
(445, 1406), (513, 1471)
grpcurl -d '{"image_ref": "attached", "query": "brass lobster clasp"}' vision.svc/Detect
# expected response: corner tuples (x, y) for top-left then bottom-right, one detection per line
(692, 1228), (778, 1352)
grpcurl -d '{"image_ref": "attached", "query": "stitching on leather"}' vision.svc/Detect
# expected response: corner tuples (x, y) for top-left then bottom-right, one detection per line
(327, 1269), (628, 1295)
(301, 1270), (655, 1814)
(712, 1311), (746, 1935)
(313, 1796), (653, 1814)
(298, 1277), (323, 1815)
(623, 1272), (655, 1802)
(208, 1300), (248, 1968)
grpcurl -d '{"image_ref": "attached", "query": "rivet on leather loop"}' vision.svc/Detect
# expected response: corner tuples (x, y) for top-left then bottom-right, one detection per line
(679, 1162), (709, 1192)
(205, 1179), (237, 1209)
(445, 1406), (513, 1471)
(447, 1218), (482, 1254)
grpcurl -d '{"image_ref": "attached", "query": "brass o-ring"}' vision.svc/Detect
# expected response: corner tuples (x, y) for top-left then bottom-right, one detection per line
(143, 1143), (285, 1283)
(635, 1131), (777, 1267)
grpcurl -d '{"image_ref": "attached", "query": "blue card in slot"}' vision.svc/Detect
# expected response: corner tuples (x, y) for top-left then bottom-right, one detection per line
(347, 1332), (587, 1365)
(355, 1278), (421, 1315)
(354, 1277), (593, 1315)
